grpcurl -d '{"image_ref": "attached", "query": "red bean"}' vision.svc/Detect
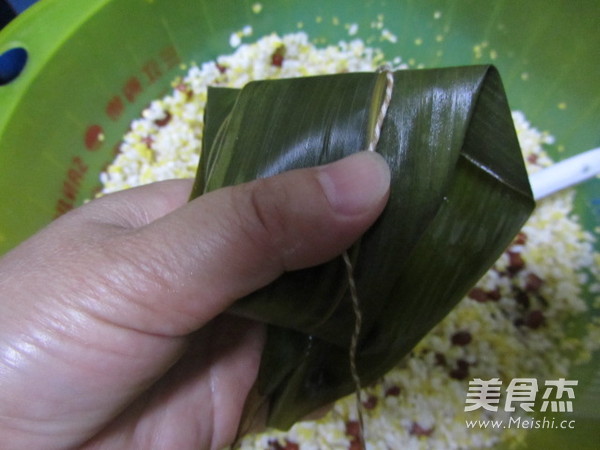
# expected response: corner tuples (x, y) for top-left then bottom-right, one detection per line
(525, 273), (544, 292)
(450, 359), (470, 380)
(363, 395), (378, 410)
(154, 111), (172, 127)
(487, 288), (501, 301)
(514, 232), (528, 245)
(468, 287), (488, 302)
(507, 251), (525, 275)
(409, 422), (434, 437)
(451, 331), (472, 346)
(271, 46), (285, 67)
(385, 385), (401, 397)
(346, 420), (361, 439)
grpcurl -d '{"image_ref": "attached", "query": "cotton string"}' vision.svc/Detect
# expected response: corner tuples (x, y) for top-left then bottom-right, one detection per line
(344, 67), (394, 450)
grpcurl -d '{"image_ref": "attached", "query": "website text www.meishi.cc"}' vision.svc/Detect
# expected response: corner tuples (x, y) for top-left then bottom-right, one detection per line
(465, 416), (576, 430)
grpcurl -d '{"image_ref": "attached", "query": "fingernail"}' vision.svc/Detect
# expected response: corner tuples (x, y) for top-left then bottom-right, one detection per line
(318, 152), (391, 216)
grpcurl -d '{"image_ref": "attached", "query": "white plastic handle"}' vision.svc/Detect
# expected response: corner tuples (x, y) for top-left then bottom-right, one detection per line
(529, 147), (600, 200)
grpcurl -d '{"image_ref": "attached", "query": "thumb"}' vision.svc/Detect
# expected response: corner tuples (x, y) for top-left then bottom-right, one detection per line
(90, 151), (390, 335)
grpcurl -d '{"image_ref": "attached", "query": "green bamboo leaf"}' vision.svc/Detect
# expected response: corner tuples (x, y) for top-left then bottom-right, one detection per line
(191, 87), (239, 195)
(190, 65), (534, 430)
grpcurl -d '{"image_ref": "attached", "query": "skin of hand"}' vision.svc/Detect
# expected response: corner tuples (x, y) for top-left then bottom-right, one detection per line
(0, 151), (390, 450)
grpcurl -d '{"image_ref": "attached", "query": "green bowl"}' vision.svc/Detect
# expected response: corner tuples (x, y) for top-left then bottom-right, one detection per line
(0, 0), (598, 447)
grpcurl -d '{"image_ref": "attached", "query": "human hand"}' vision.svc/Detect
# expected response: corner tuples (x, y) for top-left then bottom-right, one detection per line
(0, 151), (390, 449)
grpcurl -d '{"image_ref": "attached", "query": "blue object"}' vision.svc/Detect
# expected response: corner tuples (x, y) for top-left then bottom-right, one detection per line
(6, 0), (38, 14)
(0, 47), (27, 84)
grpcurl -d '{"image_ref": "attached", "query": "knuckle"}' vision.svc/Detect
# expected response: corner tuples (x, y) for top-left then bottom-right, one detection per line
(237, 177), (292, 258)
(102, 229), (178, 294)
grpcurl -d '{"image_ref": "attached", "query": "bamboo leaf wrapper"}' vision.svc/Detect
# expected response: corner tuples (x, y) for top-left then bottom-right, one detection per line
(190, 65), (535, 429)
